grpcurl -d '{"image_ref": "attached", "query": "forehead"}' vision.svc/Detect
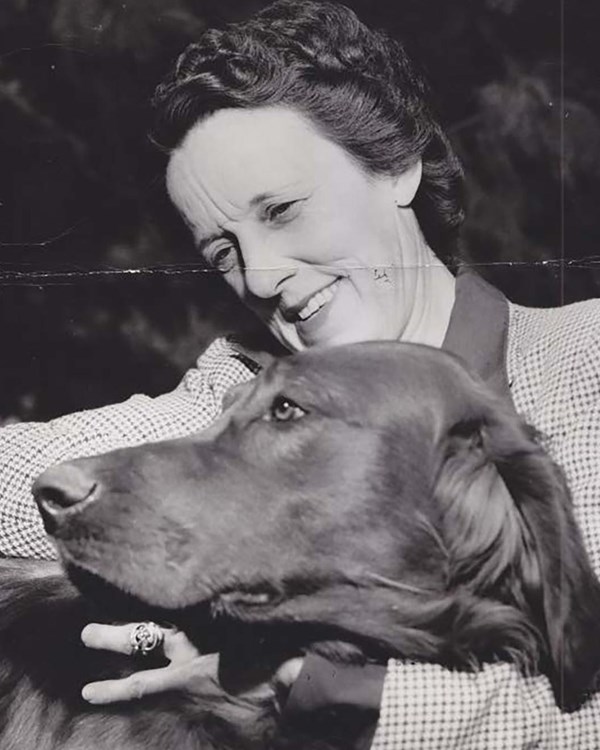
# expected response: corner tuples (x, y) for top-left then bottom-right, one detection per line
(165, 106), (361, 232)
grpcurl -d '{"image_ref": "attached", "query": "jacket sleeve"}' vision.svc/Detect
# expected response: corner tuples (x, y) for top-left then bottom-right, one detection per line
(0, 338), (256, 560)
(371, 661), (600, 748)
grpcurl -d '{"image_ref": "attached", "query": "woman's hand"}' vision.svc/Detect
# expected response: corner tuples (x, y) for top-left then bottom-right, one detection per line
(80, 622), (304, 706)
(81, 622), (204, 704)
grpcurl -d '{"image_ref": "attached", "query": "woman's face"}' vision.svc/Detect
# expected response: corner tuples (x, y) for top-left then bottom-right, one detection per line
(167, 106), (420, 351)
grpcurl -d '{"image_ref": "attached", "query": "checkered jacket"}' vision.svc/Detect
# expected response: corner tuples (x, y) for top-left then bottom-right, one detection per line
(1, 297), (600, 748)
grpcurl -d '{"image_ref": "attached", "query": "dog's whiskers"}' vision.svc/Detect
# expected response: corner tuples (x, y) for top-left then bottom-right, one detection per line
(364, 572), (435, 596)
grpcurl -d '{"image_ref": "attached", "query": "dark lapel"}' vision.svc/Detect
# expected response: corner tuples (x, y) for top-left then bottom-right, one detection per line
(442, 269), (512, 405)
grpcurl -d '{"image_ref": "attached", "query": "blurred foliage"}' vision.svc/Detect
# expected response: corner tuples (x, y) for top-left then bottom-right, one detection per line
(1, 0), (599, 420)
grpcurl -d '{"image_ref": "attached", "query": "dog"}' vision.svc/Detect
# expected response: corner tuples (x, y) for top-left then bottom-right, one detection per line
(1, 341), (600, 749)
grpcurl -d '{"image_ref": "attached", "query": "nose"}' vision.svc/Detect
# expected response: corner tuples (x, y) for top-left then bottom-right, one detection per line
(244, 265), (296, 300)
(240, 235), (296, 300)
(32, 463), (98, 534)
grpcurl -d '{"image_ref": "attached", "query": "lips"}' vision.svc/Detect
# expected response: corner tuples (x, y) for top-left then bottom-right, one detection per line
(286, 279), (341, 323)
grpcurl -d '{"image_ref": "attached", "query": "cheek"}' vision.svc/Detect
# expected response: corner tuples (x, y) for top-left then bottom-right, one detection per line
(291, 207), (352, 264)
(347, 262), (400, 303)
(326, 209), (396, 266)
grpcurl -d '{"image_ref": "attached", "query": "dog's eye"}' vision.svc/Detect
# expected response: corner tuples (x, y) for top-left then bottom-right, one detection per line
(268, 396), (306, 422)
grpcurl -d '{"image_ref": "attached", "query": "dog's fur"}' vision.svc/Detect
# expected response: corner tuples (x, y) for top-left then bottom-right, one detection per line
(1, 342), (600, 749)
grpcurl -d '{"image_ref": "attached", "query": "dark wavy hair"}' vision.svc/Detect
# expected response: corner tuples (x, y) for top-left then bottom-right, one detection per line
(151, 0), (465, 266)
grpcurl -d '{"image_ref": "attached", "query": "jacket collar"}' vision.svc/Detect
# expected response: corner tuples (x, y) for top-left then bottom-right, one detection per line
(442, 268), (512, 404)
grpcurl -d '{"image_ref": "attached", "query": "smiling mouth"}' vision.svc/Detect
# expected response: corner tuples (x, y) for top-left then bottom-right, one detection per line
(295, 279), (341, 322)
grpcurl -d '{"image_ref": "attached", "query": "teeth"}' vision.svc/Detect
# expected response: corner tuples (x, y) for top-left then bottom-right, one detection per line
(297, 280), (339, 321)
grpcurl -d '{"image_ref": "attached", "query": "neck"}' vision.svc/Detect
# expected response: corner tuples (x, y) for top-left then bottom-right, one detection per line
(397, 209), (456, 348)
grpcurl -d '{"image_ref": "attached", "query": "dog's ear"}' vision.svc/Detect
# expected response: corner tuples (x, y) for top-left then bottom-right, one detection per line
(504, 440), (600, 710)
(437, 409), (600, 709)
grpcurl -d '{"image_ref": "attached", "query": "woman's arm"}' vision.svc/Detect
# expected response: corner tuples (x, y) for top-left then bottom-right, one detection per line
(0, 337), (256, 559)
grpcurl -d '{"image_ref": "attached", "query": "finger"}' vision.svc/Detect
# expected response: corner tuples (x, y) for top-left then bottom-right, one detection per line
(162, 627), (201, 664)
(81, 623), (200, 662)
(81, 623), (137, 655)
(82, 654), (219, 705)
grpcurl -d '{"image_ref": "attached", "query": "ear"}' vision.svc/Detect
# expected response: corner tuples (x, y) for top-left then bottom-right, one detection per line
(392, 160), (422, 207)
(438, 413), (600, 710)
(504, 443), (600, 710)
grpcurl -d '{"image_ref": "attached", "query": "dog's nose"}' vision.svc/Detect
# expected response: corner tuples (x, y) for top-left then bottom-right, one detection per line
(33, 464), (98, 533)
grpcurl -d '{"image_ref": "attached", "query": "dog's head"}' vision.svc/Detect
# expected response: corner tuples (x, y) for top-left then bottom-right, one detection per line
(33, 342), (600, 709)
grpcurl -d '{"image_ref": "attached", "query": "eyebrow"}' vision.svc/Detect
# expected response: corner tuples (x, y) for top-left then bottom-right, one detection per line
(249, 190), (277, 207)
(195, 191), (283, 254)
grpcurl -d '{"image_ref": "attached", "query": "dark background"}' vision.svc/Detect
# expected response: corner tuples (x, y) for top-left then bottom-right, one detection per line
(1, 0), (599, 421)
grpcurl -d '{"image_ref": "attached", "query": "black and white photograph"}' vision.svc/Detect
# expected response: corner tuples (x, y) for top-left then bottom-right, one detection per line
(1, 0), (600, 747)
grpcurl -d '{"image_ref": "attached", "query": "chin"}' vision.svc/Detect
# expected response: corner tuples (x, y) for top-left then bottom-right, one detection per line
(324, 323), (397, 348)
(274, 315), (395, 352)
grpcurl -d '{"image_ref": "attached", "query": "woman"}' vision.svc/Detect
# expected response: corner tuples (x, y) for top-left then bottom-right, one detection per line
(2, 1), (600, 747)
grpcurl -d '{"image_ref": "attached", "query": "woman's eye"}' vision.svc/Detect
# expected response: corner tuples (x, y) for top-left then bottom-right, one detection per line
(205, 244), (236, 273)
(266, 201), (298, 222)
(267, 396), (307, 422)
